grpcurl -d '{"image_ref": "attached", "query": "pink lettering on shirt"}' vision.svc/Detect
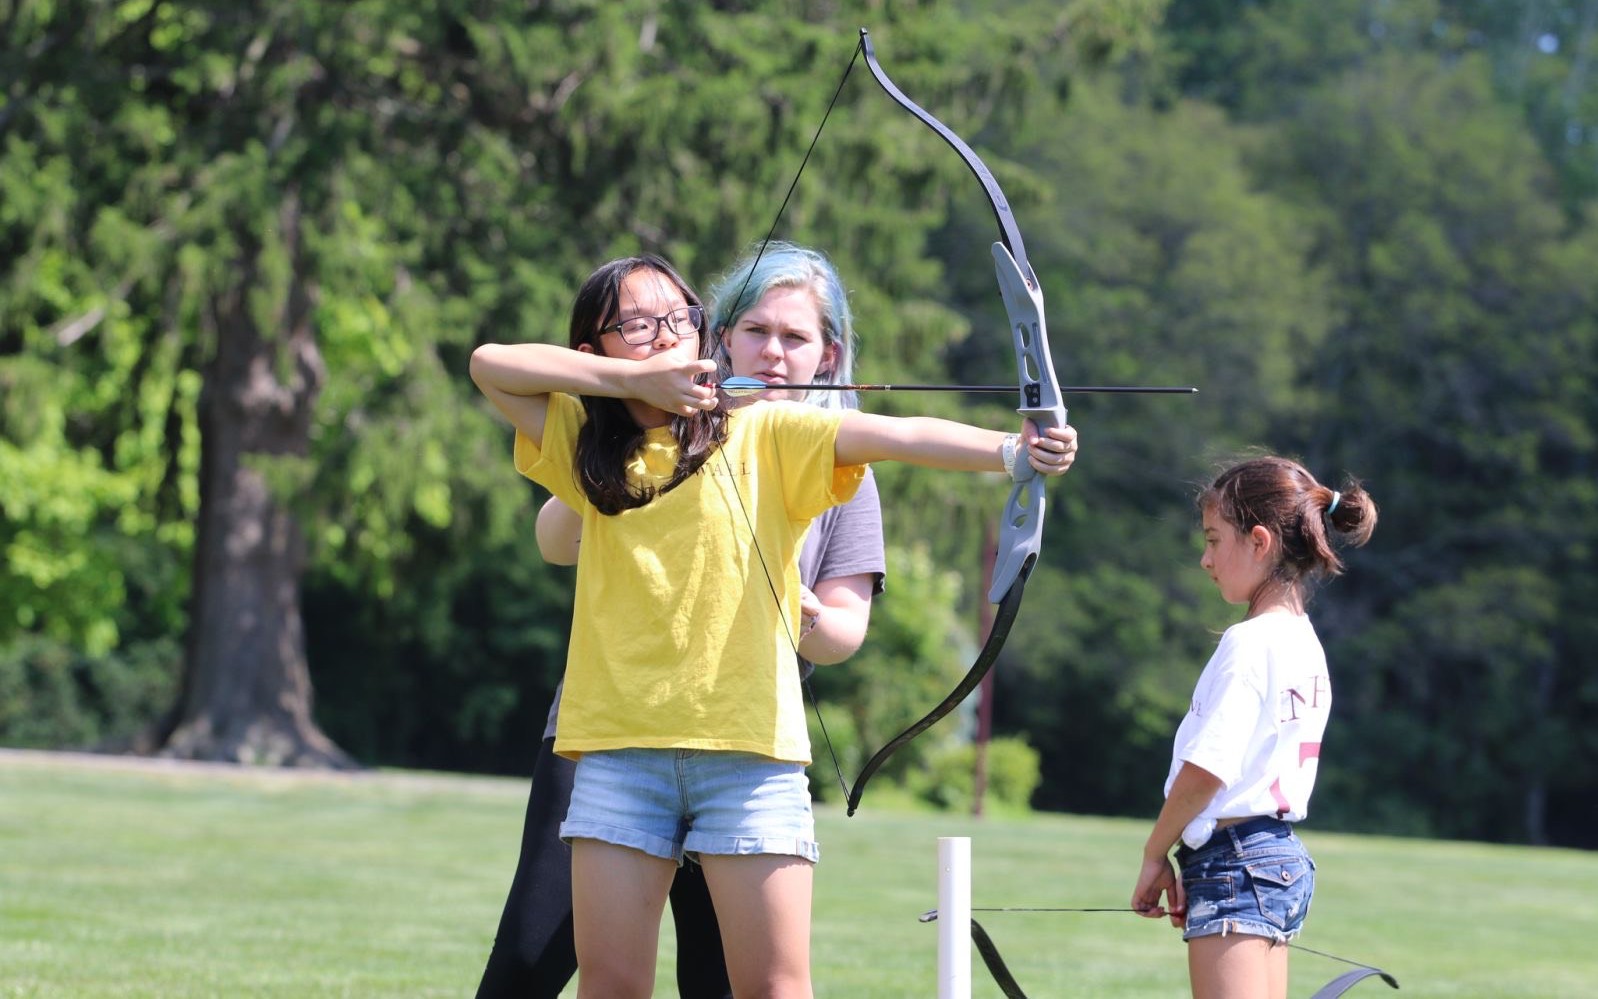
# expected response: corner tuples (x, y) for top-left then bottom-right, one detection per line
(1281, 674), (1329, 722)
(1270, 742), (1322, 817)
(1270, 777), (1290, 815)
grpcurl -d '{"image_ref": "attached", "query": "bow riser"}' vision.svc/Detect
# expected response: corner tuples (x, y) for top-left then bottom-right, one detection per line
(992, 241), (1067, 602)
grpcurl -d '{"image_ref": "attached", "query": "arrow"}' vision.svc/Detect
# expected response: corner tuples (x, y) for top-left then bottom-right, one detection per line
(720, 376), (1197, 397)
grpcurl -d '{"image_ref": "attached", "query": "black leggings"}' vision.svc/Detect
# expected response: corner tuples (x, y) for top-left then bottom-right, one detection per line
(475, 737), (733, 999)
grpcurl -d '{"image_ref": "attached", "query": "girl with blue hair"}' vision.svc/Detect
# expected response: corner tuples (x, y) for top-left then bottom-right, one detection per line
(708, 240), (861, 411)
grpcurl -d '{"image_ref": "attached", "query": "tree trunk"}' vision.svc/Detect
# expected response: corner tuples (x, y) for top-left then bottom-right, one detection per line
(152, 190), (354, 769)
(1524, 651), (1558, 845)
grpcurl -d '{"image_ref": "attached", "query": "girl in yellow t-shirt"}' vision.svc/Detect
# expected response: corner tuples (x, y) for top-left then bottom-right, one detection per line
(478, 242), (888, 999)
(469, 254), (1077, 999)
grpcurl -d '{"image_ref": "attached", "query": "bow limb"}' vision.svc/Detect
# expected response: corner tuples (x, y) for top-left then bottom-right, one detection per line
(920, 910), (1031, 999)
(1307, 968), (1402, 998)
(845, 553), (1034, 816)
(859, 28), (1068, 599)
(856, 29), (1031, 273)
(844, 30), (1067, 813)
(919, 905), (1400, 998)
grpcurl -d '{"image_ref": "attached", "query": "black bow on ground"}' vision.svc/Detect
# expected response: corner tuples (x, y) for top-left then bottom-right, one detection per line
(920, 907), (1402, 997)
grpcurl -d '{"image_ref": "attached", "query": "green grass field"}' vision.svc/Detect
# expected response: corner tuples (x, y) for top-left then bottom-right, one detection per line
(2, 749), (1593, 997)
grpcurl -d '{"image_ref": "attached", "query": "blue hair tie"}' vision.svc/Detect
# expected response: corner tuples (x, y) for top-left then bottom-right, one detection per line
(1327, 490), (1342, 516)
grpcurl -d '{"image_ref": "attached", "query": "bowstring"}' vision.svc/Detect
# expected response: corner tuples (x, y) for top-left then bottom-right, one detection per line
(713, 455), (849, 797)
(921, 907), (1135, 920)
(721, 38), (864, 323)
(714, 35), (865, 800)
(1285, 941), (1396, 976)
(978, 907), (1137, 913)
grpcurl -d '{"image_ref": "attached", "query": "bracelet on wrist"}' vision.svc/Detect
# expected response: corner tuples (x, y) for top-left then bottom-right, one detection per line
(1000, 433), (1020, 478)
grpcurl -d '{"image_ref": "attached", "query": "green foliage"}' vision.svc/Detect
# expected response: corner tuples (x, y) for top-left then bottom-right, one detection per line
(3, 0), (1596, 845)
(0, 636), (178, 748)
(304, 510), (578, 772)
(804, 705), (861, 806)
(0, 427), (133, 656)
(908, 735), (1042, 812)
(1165, 0), (1598, 211)
(808, 542), (977, 801)
(996, 554), (1222, 815)
(1327, 566), (1576, 842)
(1254, 43), (1598, 845)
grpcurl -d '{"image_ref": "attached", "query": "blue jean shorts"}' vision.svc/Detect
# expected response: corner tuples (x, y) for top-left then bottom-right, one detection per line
(1174, 816), (1315, 944)
(560, 748), (819, 865)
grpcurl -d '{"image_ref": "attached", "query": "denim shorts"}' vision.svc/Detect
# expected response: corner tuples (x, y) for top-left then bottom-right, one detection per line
(1174, 816), (1315, 944)
(560, 748), (819, 865)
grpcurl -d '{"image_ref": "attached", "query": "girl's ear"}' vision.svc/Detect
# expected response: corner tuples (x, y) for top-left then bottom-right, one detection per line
(817, 340), (839, 380)
(1249, 524), (1275, 561)
(577, 342), (596, 356)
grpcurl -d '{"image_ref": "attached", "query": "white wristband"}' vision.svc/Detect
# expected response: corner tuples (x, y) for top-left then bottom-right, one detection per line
(1001, 434), (1020, 479)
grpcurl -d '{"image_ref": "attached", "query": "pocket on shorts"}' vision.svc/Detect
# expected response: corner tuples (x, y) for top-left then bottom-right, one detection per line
(1245, 856), (1314, 931)
(1181, 872), (1236, 924)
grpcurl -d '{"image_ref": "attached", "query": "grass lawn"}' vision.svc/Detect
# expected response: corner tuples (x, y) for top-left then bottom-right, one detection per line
(2, 748), (1593, 997)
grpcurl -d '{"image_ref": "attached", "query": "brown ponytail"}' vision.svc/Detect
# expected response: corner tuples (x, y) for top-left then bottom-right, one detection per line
(1201, 455), (1378, 586)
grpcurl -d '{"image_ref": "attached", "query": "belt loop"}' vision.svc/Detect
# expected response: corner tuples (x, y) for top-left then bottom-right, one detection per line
(1227, 825), (1244, 854)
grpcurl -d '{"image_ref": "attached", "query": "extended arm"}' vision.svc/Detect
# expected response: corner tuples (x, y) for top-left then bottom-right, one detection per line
(832, 411), (1078, 476)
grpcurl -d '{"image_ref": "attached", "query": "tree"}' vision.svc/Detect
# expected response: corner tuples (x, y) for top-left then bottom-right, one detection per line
(3, 0), (514, 764)
(1164, 0), (1598, 205)
(1264, 50), (1598, 843)
(4, 0), (1169, 769)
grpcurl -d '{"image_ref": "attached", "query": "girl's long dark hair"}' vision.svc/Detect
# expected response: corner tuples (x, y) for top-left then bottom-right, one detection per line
(568, 255), (728, 514)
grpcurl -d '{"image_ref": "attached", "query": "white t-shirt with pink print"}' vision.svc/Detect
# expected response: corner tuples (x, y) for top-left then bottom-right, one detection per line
(1165, 612), (1331, 849)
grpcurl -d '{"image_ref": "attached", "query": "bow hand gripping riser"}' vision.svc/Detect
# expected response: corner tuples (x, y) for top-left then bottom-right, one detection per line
(990, 241), (1066, 603)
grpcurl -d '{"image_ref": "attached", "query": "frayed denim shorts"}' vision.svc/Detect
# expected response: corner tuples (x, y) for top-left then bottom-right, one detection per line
(1174, 816), (1315, 944)
(560, 748), (818, 865)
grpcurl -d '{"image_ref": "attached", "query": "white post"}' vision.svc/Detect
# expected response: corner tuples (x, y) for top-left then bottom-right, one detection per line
(938, 836), (972, 999)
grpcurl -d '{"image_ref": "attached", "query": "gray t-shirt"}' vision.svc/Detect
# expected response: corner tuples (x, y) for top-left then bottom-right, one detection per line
(543, 466), (887, 739)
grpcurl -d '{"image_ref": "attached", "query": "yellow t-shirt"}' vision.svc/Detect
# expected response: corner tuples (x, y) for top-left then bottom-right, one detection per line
(515, 394), (865, 763)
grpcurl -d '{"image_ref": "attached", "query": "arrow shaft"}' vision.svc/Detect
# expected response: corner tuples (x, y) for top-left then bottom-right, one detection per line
(750, 382), (1196, 394)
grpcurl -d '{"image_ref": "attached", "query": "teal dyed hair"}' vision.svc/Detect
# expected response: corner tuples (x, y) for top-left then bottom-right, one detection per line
(707, 242), (859, 411)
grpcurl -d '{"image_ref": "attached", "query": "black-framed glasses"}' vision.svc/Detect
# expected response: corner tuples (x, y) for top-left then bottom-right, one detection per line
(601, 305), (705, 345)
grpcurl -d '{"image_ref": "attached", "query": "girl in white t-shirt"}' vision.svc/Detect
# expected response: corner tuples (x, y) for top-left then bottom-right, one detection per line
(1131, 455), (1377, 999)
